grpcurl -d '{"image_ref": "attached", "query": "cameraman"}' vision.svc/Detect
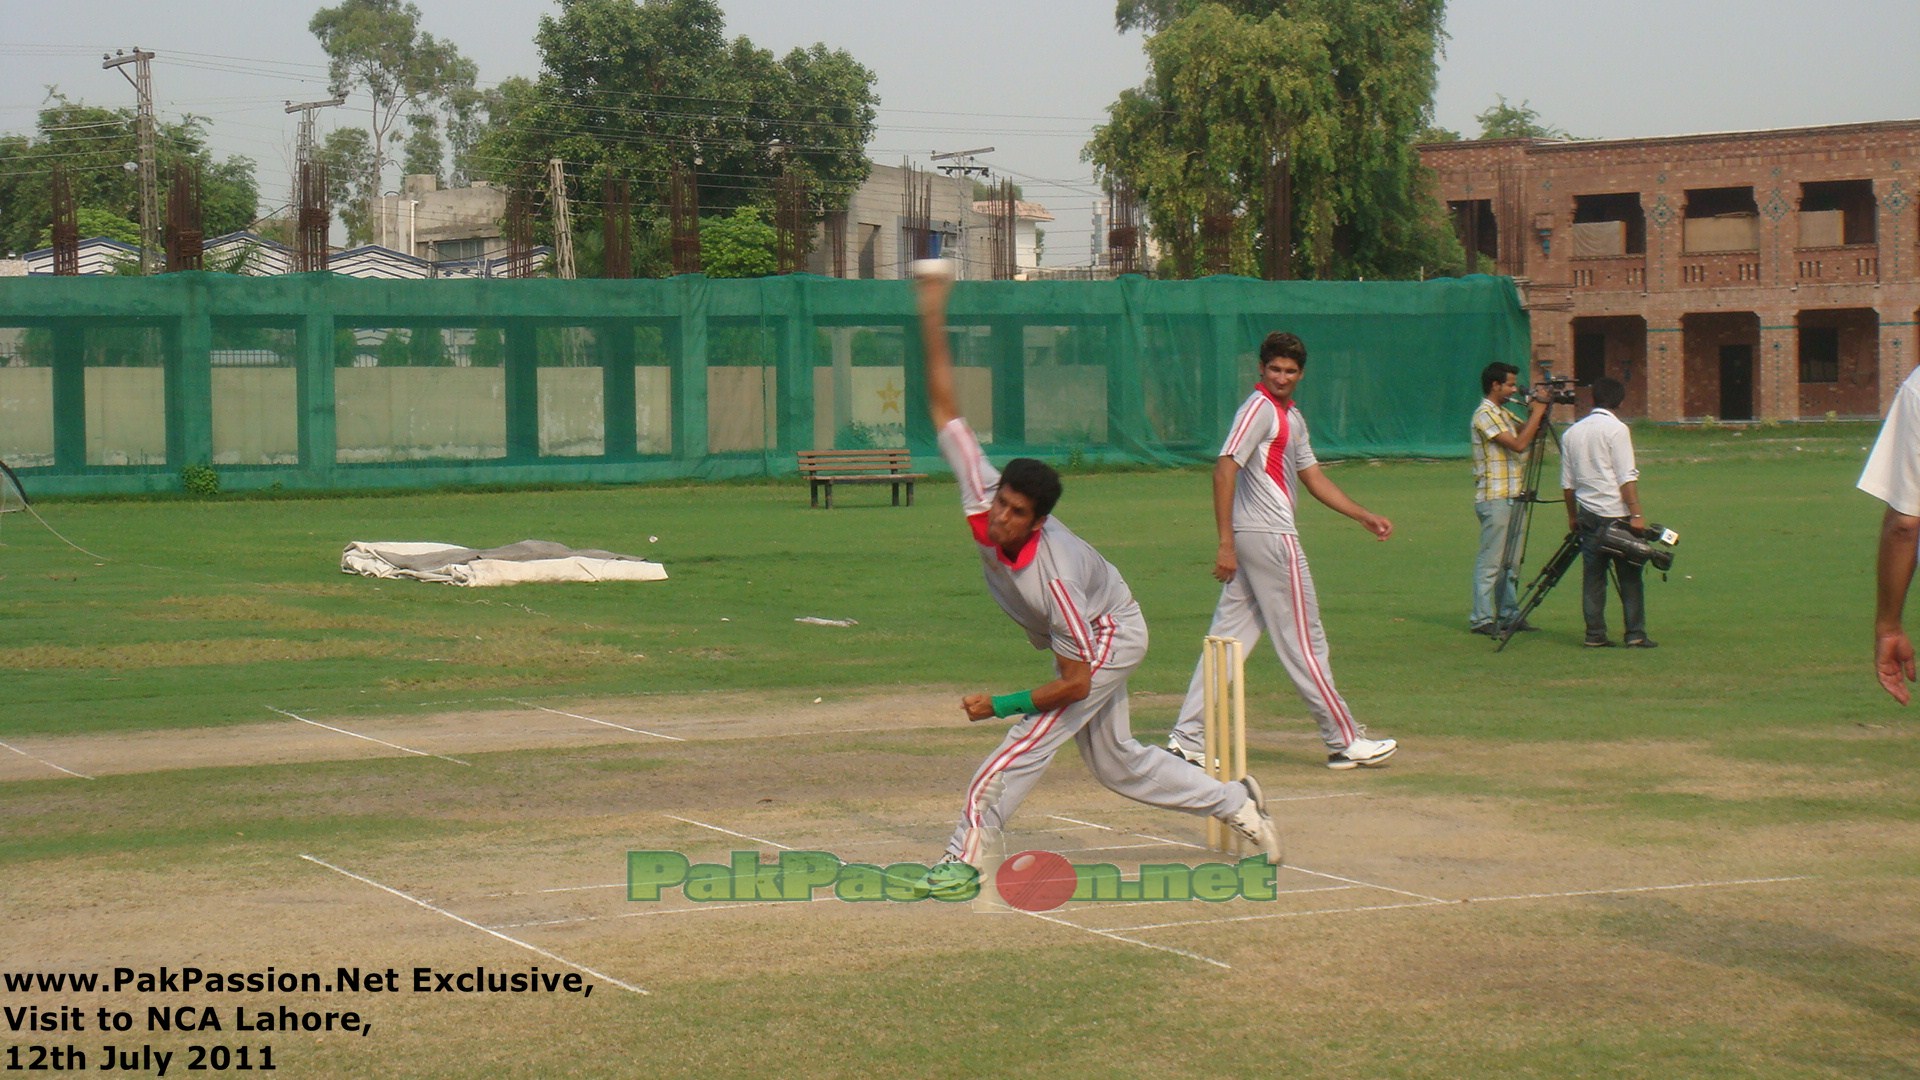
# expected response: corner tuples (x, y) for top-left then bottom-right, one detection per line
(1560, 377), (1654, 648)
(1859, 364), (1920, 703)
(1470, 362), (1550, 634)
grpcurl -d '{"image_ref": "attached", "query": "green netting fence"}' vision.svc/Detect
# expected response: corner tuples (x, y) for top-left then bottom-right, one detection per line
(0, 272), (1528, 496)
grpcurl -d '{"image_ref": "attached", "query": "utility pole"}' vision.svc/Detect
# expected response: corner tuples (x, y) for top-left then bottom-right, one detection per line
(286, 96), (346, 258)
(286, 95), (347, 173)
(931, 146), (994, 179)
(548, 157), (575, 280)
(103, 48), (158, 275)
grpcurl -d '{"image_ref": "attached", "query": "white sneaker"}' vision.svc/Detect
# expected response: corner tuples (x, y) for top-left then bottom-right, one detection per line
(1222, 776), (1284, 865)
(1327, 735), (1397, 770)
(1165, 734), (1205, 767)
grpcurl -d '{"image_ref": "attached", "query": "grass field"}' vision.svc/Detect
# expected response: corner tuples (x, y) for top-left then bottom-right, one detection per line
(2, 420), (1916, 1078)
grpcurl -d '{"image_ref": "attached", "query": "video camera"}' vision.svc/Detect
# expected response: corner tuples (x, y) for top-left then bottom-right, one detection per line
(1596, 521), (1680, 573)
(1535, 375), (1578, 406)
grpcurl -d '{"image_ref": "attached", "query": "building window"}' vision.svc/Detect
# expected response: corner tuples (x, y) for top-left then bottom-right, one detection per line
(434, 238), (489, 262)
(1447, 200), (1497, 270)
(1799, 326), (1840, 384)
(1798, 180), (1876, 246)
(1683, 187), (1759, 253)
(1572, 193), (1646, 255)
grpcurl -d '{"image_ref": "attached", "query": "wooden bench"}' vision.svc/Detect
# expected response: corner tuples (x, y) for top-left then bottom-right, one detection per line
(797, 448), (927, 509)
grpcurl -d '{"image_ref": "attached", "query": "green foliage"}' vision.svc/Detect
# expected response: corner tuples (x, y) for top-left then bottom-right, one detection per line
(472, 0), (877, 273)
(377, 329), (412, 366)
(38, 208), (140, 248)
(1088, 0), (1464, 280)
(409, 325), (448, 366)
(1416, 125), (1463, 143)
(700, 205), (779, 278)
(179, 464), (220, 497)
(400, 116), (444, 184)
(1475, 94), (1568, 140)
(834, 421), (880, 449)
(309, 0), (476, 207)
(317, 127), (376, 245)
(0, 95), (258, 256)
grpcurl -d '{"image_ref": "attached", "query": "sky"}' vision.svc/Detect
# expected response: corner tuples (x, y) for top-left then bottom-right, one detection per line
(4, 0), (1919, 263)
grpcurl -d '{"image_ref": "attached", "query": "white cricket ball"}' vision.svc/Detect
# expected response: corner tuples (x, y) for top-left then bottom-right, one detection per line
(909, 258), (955, 281)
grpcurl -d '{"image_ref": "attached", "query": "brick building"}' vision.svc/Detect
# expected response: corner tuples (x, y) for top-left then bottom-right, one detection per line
(1420, 120), (1920, 419)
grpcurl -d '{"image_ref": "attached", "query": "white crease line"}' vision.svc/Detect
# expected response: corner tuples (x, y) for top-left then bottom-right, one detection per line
(1126, 831), (1208, 851)
(665, 815), (794, 851)
(471, 882), (625, 900)
(490, 904), (763, 930)
(0, 740), (93, 780)
(1047, 814), (1116, 831)
(1099, 875), (1815, 934)
(1469, 875), (1812, 903)
(1107, 898), (1449, 932)
(1270, 791), (1369, 803)
(516, 702), (686, 742)
(1288, 864), (1450, 903)
(1015, 909), (1231, 969)
(1059, 883), (1359, 914)
(300, 854), (647, 995)
(267, 707), (471, 767)
(1050, 842), (1186, 855)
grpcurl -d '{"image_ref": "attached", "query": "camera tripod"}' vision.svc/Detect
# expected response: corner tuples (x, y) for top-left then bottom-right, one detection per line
(1490, 389), (1566, 652)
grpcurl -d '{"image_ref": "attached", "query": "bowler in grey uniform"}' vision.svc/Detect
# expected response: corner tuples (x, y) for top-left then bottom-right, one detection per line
(907, 264), (1282, 900)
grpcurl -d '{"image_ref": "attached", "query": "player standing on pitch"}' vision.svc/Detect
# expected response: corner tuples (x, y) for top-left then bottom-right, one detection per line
(1860, 359), (1920, 703)
(908, 261), (1282, 900)
(1166, 332), (1400, 771)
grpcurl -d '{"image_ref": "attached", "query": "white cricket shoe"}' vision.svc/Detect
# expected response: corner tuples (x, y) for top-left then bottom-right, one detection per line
(1222, 776), (1284, 865)
(1327, 735), (1398, 770)
(1165, 734), (1205, 767)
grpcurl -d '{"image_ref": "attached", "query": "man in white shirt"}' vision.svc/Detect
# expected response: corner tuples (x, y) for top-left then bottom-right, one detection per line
(1560, 377), (1653, 648)
(1859, 364), (1920, 703)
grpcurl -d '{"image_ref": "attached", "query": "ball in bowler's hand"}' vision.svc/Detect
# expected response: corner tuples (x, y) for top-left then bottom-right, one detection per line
(995, 850), (1077, 912)
(909, 258), (955, 281)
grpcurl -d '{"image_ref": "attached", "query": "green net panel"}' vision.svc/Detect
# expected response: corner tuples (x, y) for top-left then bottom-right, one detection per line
(0, 272), (1527, 495)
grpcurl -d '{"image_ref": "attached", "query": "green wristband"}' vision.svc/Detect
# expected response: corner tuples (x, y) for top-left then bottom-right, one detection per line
(990, 690), (1037, 718)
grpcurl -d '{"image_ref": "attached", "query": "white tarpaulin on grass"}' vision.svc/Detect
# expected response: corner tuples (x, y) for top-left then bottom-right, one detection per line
(341, 540), (667, 587)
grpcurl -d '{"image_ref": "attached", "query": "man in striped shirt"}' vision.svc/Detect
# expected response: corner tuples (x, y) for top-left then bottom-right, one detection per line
(1166, 332), (1399, 772)
(1470, 362), (1550, 635)
(907, 265), (1282, 900)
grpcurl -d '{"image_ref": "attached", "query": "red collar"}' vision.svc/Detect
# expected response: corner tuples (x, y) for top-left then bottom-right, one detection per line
(1257, 382), (1295, 410)
(969, 512), (1042, 570)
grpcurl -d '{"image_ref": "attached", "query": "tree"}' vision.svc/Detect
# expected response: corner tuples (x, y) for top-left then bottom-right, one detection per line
(1415, 125), (1462, 143)
(700, 205), (777, 278)
(38, 209), (139, 248)
(0, 94), (257, 256)
(472, 0), (877, 274)
(401, 117), (443, 184)
(1475, 95), (1567, 140)
(316, 127), (376, 245)
(309, 0), (476, 203)
(1088, 0), (1463, 280)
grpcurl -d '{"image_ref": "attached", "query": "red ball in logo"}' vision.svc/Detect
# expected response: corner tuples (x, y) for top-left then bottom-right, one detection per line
(995, 850), (1078, 912)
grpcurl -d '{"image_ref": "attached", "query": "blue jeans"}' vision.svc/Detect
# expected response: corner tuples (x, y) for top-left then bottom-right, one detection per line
(1576, 506), (1647, 642)
(1472, 498), (1520, 628)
